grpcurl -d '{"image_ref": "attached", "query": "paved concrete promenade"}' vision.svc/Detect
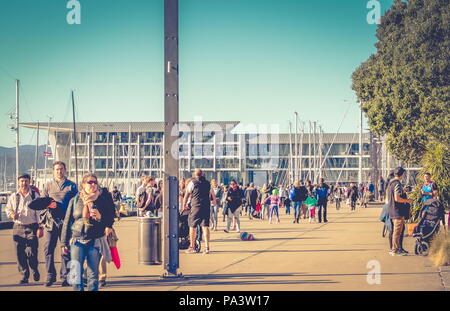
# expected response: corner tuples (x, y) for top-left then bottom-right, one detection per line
(0, 203), (447, 291)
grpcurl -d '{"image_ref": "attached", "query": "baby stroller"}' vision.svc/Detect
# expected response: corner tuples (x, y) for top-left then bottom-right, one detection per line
(178, 208), (201, 252)
(412, 199), (446, 256)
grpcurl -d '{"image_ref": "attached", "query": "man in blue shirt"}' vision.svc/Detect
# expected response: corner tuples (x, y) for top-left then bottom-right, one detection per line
(315, 178), (330, 223)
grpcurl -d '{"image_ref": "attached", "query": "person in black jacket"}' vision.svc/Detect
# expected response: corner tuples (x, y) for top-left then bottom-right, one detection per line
(245, 183), (258, 220)
(61, 173), (115, 291)
(349, 183), (359, 211)
(224, 180), (243, 233)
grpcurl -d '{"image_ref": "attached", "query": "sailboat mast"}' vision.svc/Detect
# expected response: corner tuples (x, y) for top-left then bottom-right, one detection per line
(15, 79), (19, 188)
(71, 91), (79, 186)
(34, 122), (40, 182)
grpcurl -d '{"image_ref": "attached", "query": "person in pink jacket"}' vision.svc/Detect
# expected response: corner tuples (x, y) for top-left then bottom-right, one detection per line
(266, 189), (281, 224)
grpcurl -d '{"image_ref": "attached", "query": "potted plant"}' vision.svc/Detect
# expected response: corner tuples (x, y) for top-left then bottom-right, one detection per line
(405, 186), (421, 236)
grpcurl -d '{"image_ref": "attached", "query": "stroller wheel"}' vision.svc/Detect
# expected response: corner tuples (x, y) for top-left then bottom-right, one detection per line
(415, 241), (429, 256)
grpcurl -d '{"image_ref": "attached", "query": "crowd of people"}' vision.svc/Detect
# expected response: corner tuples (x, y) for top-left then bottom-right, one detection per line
(5, 160), (445, 290)
(175, 172), (390, 255)
(5, 161), (119, 291)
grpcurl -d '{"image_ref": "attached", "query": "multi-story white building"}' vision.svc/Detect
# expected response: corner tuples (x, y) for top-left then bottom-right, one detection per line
(21, 121), (417, 195)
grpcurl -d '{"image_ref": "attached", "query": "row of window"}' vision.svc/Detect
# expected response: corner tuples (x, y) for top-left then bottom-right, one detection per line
(56, 132), (370, 157)
(70, 157), (373, 170)
(70, 144), (371, 158)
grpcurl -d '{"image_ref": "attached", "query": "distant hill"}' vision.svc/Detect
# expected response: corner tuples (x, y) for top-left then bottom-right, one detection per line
(0, 145), (47, 179)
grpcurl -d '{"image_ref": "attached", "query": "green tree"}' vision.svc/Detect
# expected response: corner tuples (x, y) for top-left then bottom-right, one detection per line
(352, 0), (449, 163)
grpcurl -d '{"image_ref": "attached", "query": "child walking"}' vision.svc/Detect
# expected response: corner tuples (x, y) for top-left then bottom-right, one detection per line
(305, 196), (318, 223)
(284, 197), (291, 215)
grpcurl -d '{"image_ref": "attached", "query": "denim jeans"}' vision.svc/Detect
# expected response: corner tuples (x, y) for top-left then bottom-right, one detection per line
(69, 240), (101, 291)
(293, 201), (302, 221)
(210, 205), (219, 228)
(317, 198), (328, 222)
(285, 203), (290, 214)
(44, 227), (70, 282)
(269, 205), (279, 219)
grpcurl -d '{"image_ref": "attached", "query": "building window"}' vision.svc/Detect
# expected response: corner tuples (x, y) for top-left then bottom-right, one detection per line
(216, 159), (239, 169)
(95, 132), (108, 143)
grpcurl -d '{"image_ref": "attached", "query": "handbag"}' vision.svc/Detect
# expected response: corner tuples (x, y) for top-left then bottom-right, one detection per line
(107, 228), (120, 269)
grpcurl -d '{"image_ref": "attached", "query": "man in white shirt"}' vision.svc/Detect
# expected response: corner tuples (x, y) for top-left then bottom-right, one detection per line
(5, 173), (43, 284)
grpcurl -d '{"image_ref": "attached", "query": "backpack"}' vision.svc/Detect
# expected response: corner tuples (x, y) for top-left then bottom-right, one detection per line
(136, 190), (148, 210)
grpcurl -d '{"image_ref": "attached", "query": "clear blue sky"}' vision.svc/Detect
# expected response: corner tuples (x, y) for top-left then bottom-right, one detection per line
(0, 0), (393, 147)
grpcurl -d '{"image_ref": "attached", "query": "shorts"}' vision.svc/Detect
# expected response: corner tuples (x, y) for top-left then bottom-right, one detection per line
(188, 207), (210, 228)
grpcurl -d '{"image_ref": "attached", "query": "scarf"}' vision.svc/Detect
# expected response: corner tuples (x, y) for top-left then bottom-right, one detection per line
(79, 188), (101, 223)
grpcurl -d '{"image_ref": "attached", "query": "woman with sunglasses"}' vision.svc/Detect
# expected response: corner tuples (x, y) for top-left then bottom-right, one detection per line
(61, 173), (115, 291)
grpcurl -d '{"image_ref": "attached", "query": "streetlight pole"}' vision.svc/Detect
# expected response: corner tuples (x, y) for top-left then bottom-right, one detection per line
(163, 0), (180, 278)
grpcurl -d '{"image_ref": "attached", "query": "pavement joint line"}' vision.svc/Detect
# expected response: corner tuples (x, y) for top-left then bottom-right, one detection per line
(438, 267), (450, 291)
(169, 210), (357, 291)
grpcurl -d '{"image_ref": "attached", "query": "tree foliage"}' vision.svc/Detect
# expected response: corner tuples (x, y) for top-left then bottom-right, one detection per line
(352, 0), (449, 163)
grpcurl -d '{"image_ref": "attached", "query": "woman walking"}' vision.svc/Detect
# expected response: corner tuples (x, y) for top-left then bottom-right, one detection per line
(61, 173), (115, 291)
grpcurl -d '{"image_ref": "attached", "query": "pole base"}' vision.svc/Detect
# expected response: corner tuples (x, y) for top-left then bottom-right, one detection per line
(160, 271), (184, 279)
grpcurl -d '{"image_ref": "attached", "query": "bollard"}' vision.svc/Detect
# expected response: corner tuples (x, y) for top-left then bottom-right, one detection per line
(138, 216), (162, 265)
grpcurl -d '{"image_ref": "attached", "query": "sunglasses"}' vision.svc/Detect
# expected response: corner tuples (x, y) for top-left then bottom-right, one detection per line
(86, 180), (98, 185)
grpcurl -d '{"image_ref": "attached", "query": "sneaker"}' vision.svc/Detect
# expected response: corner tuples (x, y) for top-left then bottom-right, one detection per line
(308, 218), (311, 223)
(61, 280), (71, 287)
(185, 247), (197, 254)
(389, 250), (407, 256)
(224, 229), (229, 233)
(235, 229), (240, 233)
(293, 220), (296, 223)
(32, 271), (40, 282)
(399, 249), (409, 255)
(100, 280), (107, 287)
(19, 279), (28, 285)
(45, 277), (56, 287)
(203, 248), (210, 254)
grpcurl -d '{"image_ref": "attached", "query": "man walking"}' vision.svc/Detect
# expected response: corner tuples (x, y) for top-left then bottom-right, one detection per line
(315, 178), (330, 223)
(349, 183), (359, 211)
(40, 161), (78, 287)
(5, 173), (43, 284)
(245, 183), (258, 219)
(183, 169), (214, 254)
(387, 167), (413, 256)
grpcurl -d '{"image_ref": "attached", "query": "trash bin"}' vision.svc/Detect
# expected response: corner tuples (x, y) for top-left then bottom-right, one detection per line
(138, 216), (162, 265)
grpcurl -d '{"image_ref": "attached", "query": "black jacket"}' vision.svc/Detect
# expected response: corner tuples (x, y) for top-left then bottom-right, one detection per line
(245, 187), (258, 207)
(61, 188), (115, 247)
(227, 187), (243, 213)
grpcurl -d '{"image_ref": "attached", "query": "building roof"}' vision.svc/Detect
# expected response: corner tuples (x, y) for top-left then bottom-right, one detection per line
(20, 122), (370, 143)
(20, 121), (241, 133)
